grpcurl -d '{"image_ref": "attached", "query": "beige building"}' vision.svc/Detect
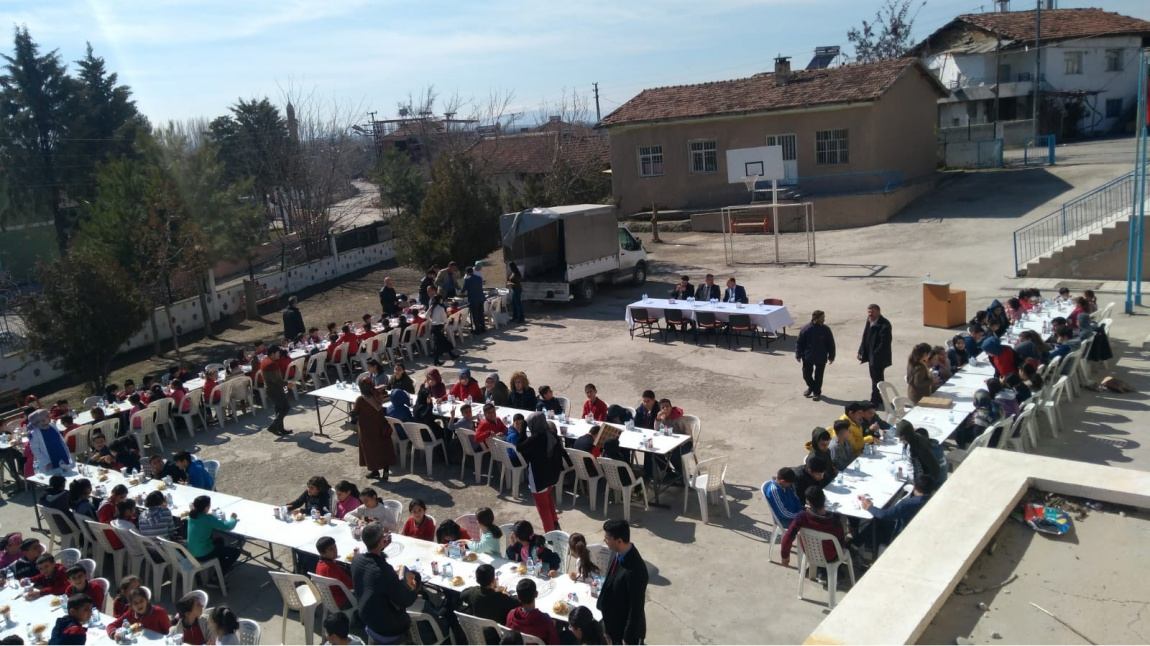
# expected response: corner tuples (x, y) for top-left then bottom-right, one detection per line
(601, 57), (947, 227)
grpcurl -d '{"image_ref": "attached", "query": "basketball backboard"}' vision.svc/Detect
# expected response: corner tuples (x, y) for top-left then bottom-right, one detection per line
(726, 145), (784, 184)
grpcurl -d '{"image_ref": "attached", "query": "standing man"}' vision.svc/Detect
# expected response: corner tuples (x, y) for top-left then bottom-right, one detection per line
(857, 303), (892, 409)
(694, 274), (721, 301)
(351, 523), (419, 644)
(282, 296), (305, 341)
(463, 265), (486, 334)
(378, 277), (400, 318)
(723, 277), (748, 304)
(436, 261), (460, 298)
(507, 262), (525, 323)
(796, 310), (835, 401)
(419, 267), (437, 307)
(260, 346), (292, 436)
(427, 289), (458, 365)
(597, 519), (648, 645)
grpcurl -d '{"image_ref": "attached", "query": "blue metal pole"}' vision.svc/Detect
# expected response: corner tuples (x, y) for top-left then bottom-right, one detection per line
(1135, 49), (1149, 306)
(1127, 49), (1147, 313)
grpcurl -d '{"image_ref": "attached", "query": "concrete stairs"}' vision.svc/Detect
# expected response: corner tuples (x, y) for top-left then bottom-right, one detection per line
(1023, 198), (1150, 280)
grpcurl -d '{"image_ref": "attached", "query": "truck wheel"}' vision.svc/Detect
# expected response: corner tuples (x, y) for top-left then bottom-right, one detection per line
(576, 280), (596, 302)
(632, 263), (647, 286)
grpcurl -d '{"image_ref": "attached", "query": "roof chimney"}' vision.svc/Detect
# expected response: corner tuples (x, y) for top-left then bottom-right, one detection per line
(774, 56), (792, 86)
(548, 115), (561, 123)
(995, 0), (1009, 11)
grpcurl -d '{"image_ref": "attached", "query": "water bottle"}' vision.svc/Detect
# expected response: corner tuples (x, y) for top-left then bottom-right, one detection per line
(443, 561), (453, 579)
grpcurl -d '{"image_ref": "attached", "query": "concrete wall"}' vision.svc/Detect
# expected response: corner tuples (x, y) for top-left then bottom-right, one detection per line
(690, 179), (937, 233)
(0, 239), (396, 393)
(943, 140), (1003, 168)
(1025, 217), (1149, 280)
(606, 68), (941, 215)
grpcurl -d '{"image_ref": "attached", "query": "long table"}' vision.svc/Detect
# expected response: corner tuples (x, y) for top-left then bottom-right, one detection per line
(0, 576), (166, 644)
(305, 384), (364, 437)
(27, 466), (600, 623)
(821, 438), (914, 520)
(625, 298), (794, 333)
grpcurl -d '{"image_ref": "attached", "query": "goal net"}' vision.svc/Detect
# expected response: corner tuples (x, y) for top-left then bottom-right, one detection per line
(721, 201), (816, 266)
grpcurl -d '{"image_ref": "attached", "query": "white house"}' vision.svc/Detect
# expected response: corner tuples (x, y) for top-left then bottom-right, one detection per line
(912, 6), (1150, 137)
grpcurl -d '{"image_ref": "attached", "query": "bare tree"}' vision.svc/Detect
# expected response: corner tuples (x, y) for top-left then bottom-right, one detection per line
(276, 86), (367, 260)
(847, 0), (926, 63)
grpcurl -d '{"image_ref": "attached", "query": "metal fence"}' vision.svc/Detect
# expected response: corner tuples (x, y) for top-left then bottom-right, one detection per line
(1012, 171), (1134, 275)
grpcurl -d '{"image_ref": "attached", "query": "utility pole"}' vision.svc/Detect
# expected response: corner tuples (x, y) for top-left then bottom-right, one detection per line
(1031, 0), (1041, 140)
(593, 82), (602, 122)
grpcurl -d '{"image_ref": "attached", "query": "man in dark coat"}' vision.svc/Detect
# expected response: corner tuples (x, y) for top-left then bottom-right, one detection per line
(597, 519), (648, 645)
(378, 276), (400, 317)
(281, 296), (305, 341)
(796, 309), (835, 401)
(418, 267), (436, 307)
(351, 523), (419, 643)
(463, 265), (486, 334)
(694, 274), (721, 301)
(519, 412), (566, 532)
(857, 303), (893, 409)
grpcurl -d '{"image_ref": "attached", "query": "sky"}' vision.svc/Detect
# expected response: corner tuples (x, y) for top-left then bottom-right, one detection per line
(2, 0), (1148, 128)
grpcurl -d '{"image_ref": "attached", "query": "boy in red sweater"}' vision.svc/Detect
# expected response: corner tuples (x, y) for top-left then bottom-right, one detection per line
(315, 536), (355, 609)
(26, 554), (68, 598)
(581, 384), (607, 422)
(780, 486), (849, 568)
(505, 578), (559, 645)
(64, 565), (107, 612)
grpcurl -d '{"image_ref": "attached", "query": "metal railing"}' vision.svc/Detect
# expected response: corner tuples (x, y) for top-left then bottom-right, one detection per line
(1012, 172), (1134, 275)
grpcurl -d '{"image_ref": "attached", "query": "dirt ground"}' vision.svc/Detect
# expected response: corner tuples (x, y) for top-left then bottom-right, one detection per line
(5, 136), (1150, 644)
(919, 496), (1150, 645)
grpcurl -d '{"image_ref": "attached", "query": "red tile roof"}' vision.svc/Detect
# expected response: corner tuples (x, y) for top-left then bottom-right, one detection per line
(600, 58), (941, 127)
(467, 131), (609, 175)
(957, 8), (1150, 43)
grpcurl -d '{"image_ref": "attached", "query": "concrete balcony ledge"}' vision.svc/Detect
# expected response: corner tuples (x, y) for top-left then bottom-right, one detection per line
(804, 449), (1150, 645)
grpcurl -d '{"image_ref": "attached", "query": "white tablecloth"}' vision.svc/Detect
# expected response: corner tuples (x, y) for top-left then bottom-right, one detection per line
(307, 384), (363, 405)
(625, 298), (794, 333)
(0, 583), (165, 644)
(432, 402), (691, 456)
(821, 437), (914, 519)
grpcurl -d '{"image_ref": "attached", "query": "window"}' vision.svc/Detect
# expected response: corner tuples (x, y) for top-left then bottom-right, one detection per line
(815, 129), (849, 165)
(1106, 98), (1123, 119)
(997, 63), (1012, 81)
(1064, 51), (1084, 75)
(1105, 48), (1124, 72)
(637, 145), (663, 177)
(688, 140), (718, 173)
(618, 228), (641, 251)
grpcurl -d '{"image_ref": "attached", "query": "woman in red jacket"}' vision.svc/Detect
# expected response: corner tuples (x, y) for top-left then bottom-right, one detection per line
(449, 369), (482, 402)
(107, 587), (170, 637)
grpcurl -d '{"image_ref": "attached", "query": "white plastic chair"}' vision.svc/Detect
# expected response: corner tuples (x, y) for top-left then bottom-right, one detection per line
(85, 520), (128, 583)
(206, 384), (232, 428)
(888, 397), (914, 424)
(304, 352), (329, 389)
(130, 409), (164, 455)
(65, 424), (93, 456)
(382, 328), (403, 364)
(598, 457), (648, 522)
(416, 321), (434, 356)
(385, 417), (411, 471)
(455, 428), (489, 483)
(498, 523), (516, 552)
(176, 389), (208, 437)
(488, 437), (527, 498)
(876, 381), (901, 415)
(556, 397), (571, 417)
(455, 611), (508, 646)
(309, 571), (358, 624)
(156, 536), (228, 597)
(269, 571), (320, 645)
(565, 447), (603, 511)
(796, 528), (855, 609)
(82, 396), (104, 409)
(407, 609), (450, 645)
(128, 530), (171, 601)
(149, 397), (178, 443)
(1036, 376), (1071, 439)
(380, 500), (404, 533)
(544, 530), (570, 569)
(586, 543), (612, 575)
(92, 576), (111, 613)
(405, 422), (448, 475)
(760, 481), (788, 562)
(455, 513), (481, 541)
(327, 343), (353, 384)
(203, 460), (220, 487)
(39, 506), (83, 551)
(77, 558), (96, 580)
(684, 455), (731, 524)
(113, 525), (149, 578)
(55, 547), (81, 569)
(253, 371), (270, 409)
(398, 326), (419, 362)
(237, 618), (261, 645)
(90, 418), (121, 443)
(229, 378), (256, 417)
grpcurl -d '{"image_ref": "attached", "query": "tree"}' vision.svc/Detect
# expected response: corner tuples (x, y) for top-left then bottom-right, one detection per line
(0, 28), (74, 251)
(207, 98), (290, 221)
(22, 249), (149, 391)
(399, 154), (501, 269)
(847, 0), (925, 63)
(372, 148), (425, 218)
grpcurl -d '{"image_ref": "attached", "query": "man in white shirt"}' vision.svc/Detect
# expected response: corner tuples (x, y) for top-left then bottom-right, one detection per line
(428, 291), (458, 366)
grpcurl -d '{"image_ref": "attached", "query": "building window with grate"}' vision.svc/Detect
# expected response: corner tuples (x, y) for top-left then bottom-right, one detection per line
(1064, 51), (1084, 75)
(638, 145), (664, 177)
(1105, 98), (1123, 119)
(688, 140), (718, 173)
(1105, 49), (1124, 72)
(815, 129), (849, 165)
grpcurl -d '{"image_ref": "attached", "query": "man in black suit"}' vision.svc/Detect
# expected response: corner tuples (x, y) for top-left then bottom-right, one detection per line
(379, 276), (400, 317)
(723, 277), (748, 304)
(668, 275), (694, 300)
(597, 519), (648, 644)
(282, 296), (305, 340)
(857, 303), (893, 409)
(694, 274), (721, 301)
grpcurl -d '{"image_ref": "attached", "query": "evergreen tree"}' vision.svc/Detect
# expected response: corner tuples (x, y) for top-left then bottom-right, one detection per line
(400, 154), (501, 269)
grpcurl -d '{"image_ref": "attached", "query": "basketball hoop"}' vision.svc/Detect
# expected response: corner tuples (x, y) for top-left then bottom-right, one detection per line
(742, 175), (761, 194)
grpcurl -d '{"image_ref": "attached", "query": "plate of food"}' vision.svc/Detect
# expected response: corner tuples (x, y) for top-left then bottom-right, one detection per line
(552, 600), (571, 616)
(451, 576), (464, 587)
(463, 552), (478, 562)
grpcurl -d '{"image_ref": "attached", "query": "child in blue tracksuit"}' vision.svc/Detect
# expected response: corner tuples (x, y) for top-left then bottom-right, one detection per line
(763, 467), (803, 527)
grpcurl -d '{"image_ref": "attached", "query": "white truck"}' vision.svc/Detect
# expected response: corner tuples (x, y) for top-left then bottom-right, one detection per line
(500, 204), (648, 302)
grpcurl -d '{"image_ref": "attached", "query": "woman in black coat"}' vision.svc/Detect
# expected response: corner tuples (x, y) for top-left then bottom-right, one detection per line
(518, 412), (567, 532)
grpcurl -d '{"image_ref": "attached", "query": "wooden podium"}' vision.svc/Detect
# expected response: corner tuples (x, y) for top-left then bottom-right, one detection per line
(923, 281), (966, 328)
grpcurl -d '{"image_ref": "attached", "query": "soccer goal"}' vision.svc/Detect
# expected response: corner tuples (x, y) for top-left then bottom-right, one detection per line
(721, 198), (816, 266)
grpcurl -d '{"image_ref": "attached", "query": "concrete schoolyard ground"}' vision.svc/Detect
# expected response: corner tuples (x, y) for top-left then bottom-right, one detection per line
(3, 137), (1149, 644)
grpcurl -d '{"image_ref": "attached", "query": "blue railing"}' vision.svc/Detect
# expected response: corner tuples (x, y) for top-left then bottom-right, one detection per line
(1012, 171), (1134, 275)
